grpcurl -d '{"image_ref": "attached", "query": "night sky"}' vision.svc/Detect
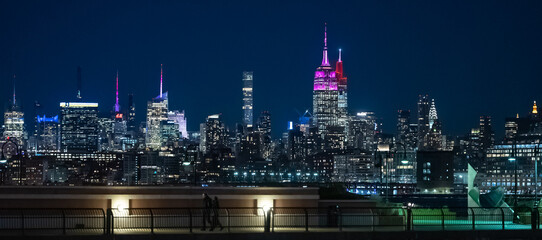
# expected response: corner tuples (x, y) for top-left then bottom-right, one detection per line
(1, 0), (542, 139)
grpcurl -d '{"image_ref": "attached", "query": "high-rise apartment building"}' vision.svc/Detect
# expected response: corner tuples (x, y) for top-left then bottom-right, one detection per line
(202, 114), (226, 153)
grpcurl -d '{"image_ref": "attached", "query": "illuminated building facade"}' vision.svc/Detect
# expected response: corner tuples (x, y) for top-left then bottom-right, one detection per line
(127, 93), (136, 133)
(347, 112), (376, 152)
(168, 110), (188, 139)
(3, 80), (25, 146)
(3, 108), (25, 146)
(257, 111), (272, 159)
(242, 71), (254, 127)
(35, 115), (59, 151)
(59, 102), (99, 152)
(312, 24), (339, 136)
(146, 94), (168, 150)
(146, 65), (169, 150)
(483, 143), (541, 195)
(336, 49), (348, 128)
(332, 152), (374, 183)
(417, 95), (430, 148)
(202, 114), (226, 153)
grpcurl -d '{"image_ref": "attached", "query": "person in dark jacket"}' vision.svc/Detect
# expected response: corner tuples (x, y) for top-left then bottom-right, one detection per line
(210, 196), (224, 231)
(201, 193), (213, 231)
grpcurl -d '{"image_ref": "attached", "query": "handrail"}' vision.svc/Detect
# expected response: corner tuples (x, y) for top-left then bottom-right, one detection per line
(0, 207), (537, 235)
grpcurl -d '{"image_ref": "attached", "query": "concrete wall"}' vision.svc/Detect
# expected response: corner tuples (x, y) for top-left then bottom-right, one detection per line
(0, 186), (319, 210)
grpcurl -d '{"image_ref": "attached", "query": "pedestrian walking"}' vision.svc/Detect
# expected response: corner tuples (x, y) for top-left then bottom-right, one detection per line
(201, 193), (213, 231)
(210, 196), (224, 231)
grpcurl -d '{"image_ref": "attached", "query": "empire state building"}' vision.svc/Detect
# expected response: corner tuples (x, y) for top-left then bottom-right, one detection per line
(312, 24), (339, 135)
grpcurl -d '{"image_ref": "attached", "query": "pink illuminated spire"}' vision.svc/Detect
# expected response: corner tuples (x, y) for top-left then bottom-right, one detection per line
(321, 23), (330, 66)
(160, 64), (163, 98)
(114, 70), (120, 112)
(338, 48), (342, 62)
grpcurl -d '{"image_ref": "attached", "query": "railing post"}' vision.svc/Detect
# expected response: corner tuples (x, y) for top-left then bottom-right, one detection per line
(265, 208), (271, 233)
(21, 209), (24, 236)
(535, 208), (540, 230)
(440, 208), (445, 230)
(112, 209), (115, 235)
(470, 208), (475, 230)
(225, 208), (230, 233)
(531, 208), (536, 230)
(406, 208), (412, 231)
(149, 209), (154, 234)
(305, 208), (309, 232)
(338, 207), (342, 232)
(501, 208), (505, 230)
(188, 209), (192, 233)
(62, 209), (66, 235)
(535, 207), (540, 229)
(101, 209), (106, 235)
(272, 208), (275, 232)
(371, 208), (375, 231)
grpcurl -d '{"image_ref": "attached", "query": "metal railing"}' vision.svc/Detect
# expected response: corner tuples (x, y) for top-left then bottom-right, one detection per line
(108, 207), (266, 234)
(0, 207), (540, 235)
(0, 208), (105, 236)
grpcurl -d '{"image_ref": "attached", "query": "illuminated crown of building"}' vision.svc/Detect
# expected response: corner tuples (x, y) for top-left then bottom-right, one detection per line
(533, 101), (538, 114)
(429, 99), (438, 129)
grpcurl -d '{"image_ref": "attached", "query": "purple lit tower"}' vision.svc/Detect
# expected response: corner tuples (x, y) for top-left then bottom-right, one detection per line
(312, 23), (339, 135)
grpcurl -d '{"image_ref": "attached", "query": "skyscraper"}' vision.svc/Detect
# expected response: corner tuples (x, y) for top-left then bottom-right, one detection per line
(146, 64), (169, 150)
(35, 115), (59, 151)
(424, 99), (443, 150)
(168, 110), (188, 139)
(258, 111), (272, 159)
(429, 99), (438, 130)
(336, 49), (348, 128)
(60, 102), (99, 152)
(417, 95), (430, 148)
(312, 23), (339, 135)
(479, 116), (494, 151)
(127, 93), (136, 133)
(397, 110), (411, 146)
(242, 71), (254, 127)
(3, 75), (25, 146)
(202, 114), (226, 153)
(114, 70), (121, 113)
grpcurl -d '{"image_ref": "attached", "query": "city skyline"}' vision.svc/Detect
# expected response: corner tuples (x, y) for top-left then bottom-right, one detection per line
(2, 1), (542, 139)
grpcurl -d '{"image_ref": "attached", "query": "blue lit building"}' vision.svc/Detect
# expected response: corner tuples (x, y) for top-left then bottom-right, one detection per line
(35, 115), (60, 152)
